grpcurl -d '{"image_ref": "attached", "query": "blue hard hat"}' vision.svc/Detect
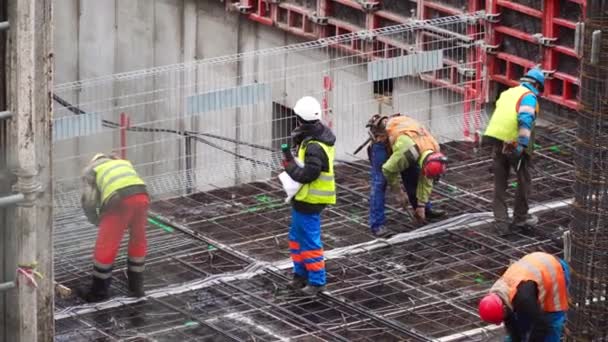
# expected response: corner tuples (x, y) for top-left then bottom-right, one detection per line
(521, 68), (545, 90)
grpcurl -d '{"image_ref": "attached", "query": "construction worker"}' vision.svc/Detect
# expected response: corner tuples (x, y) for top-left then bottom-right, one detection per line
(478, 252), (570, 341)
(381, 114), (447, 226)
(366, 114), (393, 237)
(484, 68), (544, 232)
(79, 153), (149, 302)
(283, 96), (336, 296)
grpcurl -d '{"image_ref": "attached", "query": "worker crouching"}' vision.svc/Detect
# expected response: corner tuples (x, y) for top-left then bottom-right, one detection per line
(378, 114), (447, 229)
(79, 153), (149, 302)
(478, 252), (570, 341)
(284, 96), (336, 296)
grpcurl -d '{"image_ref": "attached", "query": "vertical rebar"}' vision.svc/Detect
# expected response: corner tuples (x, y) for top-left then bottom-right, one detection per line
(566, 2), (608, 340)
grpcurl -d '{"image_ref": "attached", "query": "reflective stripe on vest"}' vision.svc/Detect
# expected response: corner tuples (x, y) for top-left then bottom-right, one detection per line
(94, 159), (146, 204)
(294, 141), (336, 205)
(484, 85), (539, 142)
(386, 116), (440, 154)
(492, 252), (568, 312)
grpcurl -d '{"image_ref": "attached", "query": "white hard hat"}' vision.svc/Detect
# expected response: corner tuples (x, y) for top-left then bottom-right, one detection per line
(293, 96), (322, 121)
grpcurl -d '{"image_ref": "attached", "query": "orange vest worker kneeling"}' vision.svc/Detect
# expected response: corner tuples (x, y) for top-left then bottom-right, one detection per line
(478, 252), (570, 342)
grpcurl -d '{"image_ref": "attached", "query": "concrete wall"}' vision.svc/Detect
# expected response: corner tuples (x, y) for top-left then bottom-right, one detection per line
(52, 0), (467, 201)
(53, 0), (291, 196)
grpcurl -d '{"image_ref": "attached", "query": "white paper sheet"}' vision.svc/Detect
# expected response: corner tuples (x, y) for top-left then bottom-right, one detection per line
(278, 158), (304, 203)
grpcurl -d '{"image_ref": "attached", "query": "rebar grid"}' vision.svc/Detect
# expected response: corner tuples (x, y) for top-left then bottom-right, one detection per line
(53, 116), (577, 341)
(565, 7), (608, 340)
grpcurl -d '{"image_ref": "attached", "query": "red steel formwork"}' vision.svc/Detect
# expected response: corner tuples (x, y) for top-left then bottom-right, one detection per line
(486, 0), (585, 110)
(227, 0), (586, 117)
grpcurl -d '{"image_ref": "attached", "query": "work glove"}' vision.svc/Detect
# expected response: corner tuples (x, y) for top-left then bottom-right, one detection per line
(414, 206), (426, 224)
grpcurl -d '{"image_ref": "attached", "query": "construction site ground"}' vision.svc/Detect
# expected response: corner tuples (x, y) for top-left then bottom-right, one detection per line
(53, 123), (575, 341)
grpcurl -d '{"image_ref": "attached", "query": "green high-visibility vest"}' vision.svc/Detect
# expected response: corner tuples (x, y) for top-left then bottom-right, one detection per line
(294, 140), (336, 205)
(94, 159), (145, 204)
(485, 85), (539, 142)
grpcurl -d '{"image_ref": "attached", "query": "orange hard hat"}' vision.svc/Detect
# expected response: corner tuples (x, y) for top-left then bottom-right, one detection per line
(478, 293), (504, 324)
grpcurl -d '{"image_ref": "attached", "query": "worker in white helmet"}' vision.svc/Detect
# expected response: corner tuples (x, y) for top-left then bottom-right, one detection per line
(282, 96), (336, 296)
(79, 152), (149, 302)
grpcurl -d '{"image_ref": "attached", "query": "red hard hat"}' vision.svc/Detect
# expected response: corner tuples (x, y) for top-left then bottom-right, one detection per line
(423, 152), (447, 178)
(478, 293), (504, 324)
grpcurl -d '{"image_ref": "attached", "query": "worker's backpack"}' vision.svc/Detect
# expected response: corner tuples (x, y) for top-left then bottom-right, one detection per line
(386, 116), (440, 153)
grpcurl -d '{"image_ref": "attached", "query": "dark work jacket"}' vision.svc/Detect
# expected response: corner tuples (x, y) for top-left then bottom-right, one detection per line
(285, 121), (336, 214)
(504, 280), (551, 342)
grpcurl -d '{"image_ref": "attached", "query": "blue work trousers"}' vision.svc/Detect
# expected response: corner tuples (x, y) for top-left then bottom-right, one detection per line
(288, 208), (326, 286)
(368, 142), (432, 233)
(506, 258), (570, 342)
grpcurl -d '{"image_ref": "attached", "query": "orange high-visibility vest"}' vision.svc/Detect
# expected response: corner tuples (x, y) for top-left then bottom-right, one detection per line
(493, 252), (568, 312)
(386, 116), (440, 154)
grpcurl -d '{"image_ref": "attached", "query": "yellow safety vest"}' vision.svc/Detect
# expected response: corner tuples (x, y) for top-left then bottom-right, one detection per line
(485, 85), (539, 142)
(94, 159), (146, 204)
(294, 141), (336, 205)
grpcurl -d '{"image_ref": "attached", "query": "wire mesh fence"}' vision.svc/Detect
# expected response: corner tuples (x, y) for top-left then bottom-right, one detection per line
(52, 13), (487, 215)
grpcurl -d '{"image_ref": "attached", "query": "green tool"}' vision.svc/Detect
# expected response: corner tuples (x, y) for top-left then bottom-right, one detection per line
(147, 217), (175, 233)
(510, 182), (518, 188)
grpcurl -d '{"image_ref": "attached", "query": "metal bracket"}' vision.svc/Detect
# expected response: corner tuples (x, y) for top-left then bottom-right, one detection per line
(532, 33), (557, 47)
(591, 30), (602, 65)
(478, 11), (501, 23)
(457, 66), (476, 78)
(232, 3), (253, 13)
(358, 1), (379, 11)
(541, 68), (556, 79)
(309, 13), (328, 25)
(574, 22), (584, 57)
(356, 30), (376, 42)
(481, 43), (500, 54)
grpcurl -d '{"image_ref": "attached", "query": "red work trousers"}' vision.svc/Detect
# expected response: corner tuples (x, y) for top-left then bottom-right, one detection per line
(94, 193), (150, 266)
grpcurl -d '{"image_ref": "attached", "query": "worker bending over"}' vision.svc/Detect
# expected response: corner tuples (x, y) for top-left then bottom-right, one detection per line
(80, 153), (149, 302)
(479, 252), (570, 341)
(484, 68), (544, 232)
(283, 96), (336, 296)
(378, 114), (447, 228)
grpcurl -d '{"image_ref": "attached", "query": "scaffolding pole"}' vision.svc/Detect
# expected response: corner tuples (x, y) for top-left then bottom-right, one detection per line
(3, 0), (53, 341)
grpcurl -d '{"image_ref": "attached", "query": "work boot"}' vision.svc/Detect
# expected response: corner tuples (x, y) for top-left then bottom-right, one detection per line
(373, 225), (392, 238)
(425, 208), (446, 220)
(127, 271), (145, 298)
(301, 284), (326, 296)
(512, 214), (539, 230)
(491, 222), (511, 235)
(78, 276), (111, 303)
(288, 275), (307, 290)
